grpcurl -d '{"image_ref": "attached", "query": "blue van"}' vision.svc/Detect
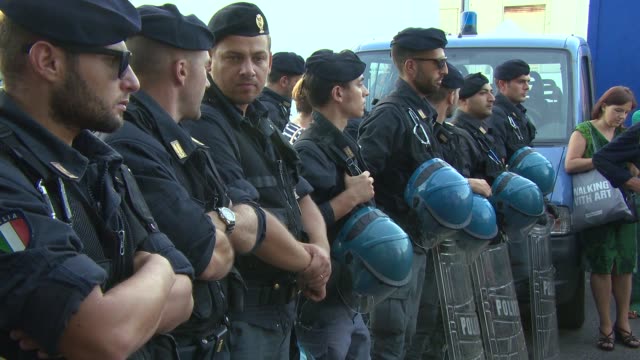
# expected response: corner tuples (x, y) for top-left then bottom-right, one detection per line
(353, 34), (594, 329)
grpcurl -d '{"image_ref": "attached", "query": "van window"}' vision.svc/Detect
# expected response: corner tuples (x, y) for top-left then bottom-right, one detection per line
(358, 48), (572, 145)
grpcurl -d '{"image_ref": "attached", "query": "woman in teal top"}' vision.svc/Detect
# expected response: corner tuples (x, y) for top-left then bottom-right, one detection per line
(565, 86), (639, 351)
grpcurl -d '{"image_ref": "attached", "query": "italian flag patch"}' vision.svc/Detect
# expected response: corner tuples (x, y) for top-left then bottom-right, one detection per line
(0, 211), (31, 253)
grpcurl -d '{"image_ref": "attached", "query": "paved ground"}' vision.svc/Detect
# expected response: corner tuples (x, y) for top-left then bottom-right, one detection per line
(553, 274), (640, 359)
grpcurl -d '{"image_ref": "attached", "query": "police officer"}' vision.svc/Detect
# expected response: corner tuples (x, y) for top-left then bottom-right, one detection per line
(406, 63), (490, 360)
(358, 27), (448, 360)
(259, 52), (305, 131)
(0, 1), (194, 358)
(293, 49), (373, 359)
(102, 5), (302, 359)
(452, 73), (506, 185)
(489, 59), (537, 162)
(426, 62), (492, 196)
(182, 3), (331, 359)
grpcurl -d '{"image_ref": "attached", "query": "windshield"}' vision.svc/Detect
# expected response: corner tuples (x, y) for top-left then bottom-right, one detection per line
(358, 48), (572, 145)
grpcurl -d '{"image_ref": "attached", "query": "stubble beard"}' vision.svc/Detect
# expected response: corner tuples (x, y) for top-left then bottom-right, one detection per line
(50, 64), (122, 134)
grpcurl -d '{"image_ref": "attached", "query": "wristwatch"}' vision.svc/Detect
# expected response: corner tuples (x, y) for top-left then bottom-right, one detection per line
(215, 207), (236, 235)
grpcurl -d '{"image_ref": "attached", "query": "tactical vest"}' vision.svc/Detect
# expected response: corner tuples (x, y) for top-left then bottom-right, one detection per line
(375, 95), (441, 165)
(0, 123), (168, 360)
(433, 122), (468, 175)
(494, 104), (537, 158)
(202, 106), (303, 286)
(296, 121), (374, 238)
(295, 121), (372, 302)
(365, 97), (440, 247)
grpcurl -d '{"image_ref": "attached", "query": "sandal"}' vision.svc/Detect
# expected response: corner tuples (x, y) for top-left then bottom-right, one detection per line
(598, 329), (615, 351)
(629, 310), (639, 319)
(614, 326), (640, 348)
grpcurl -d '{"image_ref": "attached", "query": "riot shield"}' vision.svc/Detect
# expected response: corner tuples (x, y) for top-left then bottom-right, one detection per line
(527, 217), (560, 360)
(472, 242), (528, 360)
(503, 224), (536, 304)
(434, 238), (486, 360)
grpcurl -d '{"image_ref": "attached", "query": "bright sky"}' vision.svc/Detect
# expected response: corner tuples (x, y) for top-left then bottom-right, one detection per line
(129, 0), (440, 59)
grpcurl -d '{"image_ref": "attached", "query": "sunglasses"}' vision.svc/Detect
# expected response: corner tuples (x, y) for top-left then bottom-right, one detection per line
(26, 43), (132, 79)
(411, 57), (448, 70)
(64, 45), (132, 79)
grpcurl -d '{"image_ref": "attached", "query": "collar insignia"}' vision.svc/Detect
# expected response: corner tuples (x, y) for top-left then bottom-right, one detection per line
(191, 137), (205, 146)
(170, 140), (187, 159)
(50, 162), (78, 179)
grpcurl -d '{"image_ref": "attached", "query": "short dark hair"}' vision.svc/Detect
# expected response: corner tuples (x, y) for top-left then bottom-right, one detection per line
(126, 36), (173, 80)
(425, 87), (453, 104)
(301, 73), (347, 108)
(391, 45), (418, 74)
(592, 86), (637, 120)
(0, 17), (36, 87)
(267, 68), (286, 84)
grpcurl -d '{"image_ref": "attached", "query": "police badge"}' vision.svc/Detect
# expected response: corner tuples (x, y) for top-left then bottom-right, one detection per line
(256, 14), (264, 34)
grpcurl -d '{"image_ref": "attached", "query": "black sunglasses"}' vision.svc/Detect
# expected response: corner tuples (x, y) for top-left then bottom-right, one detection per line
(411, 57), (448, 70)
(26, 43), (132, 79)
(63, 45), (132, 79)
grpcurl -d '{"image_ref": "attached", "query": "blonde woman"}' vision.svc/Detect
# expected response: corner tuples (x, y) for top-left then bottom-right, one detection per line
(282, 78), (313, 144)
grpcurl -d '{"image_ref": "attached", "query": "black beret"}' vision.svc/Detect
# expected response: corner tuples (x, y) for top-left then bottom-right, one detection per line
(0, 0), (140, 47)
(391, 27), (447, 51)
(272, 52), (305, 75)
(138, 4), (214, 51)
(208, 2), (268, 43)
(441, 62), (464, 89)
(494, 59), (530, 81)
(460, 73), (490, 99)
(305, 49), (366, 82)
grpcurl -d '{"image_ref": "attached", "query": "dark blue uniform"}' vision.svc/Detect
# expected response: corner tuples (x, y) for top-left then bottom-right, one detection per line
(488, 93), (537, 161)
(0, 92), (193, 359)
(452, 110), (505, 184)
(593, 122), (640, 188)
(259, 87), (292, 132)
(433, 121), (473, 177)
(358, 78), (440, 360)
(359, 78), (441, 237)
(293, 112), (371, 359)
(103, 91), (252, 359)
(183, 82), (312, 359)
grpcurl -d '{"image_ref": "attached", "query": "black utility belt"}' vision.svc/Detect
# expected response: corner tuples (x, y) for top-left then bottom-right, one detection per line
(244, 281), (299, 306)
(175, 321), (229, 359)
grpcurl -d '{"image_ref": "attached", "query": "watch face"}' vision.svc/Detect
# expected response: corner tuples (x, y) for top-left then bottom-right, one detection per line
(219, 207), (236, 222)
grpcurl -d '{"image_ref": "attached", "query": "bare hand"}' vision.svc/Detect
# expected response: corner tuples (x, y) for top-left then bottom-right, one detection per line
(468, 178), (492, 197)
(625, 177), (640, 193)
(297, 243), (332, 301)
(344, 171), (375, 205)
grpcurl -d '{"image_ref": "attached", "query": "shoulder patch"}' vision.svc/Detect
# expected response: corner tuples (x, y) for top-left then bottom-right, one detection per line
(0, 210), (31, 253)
